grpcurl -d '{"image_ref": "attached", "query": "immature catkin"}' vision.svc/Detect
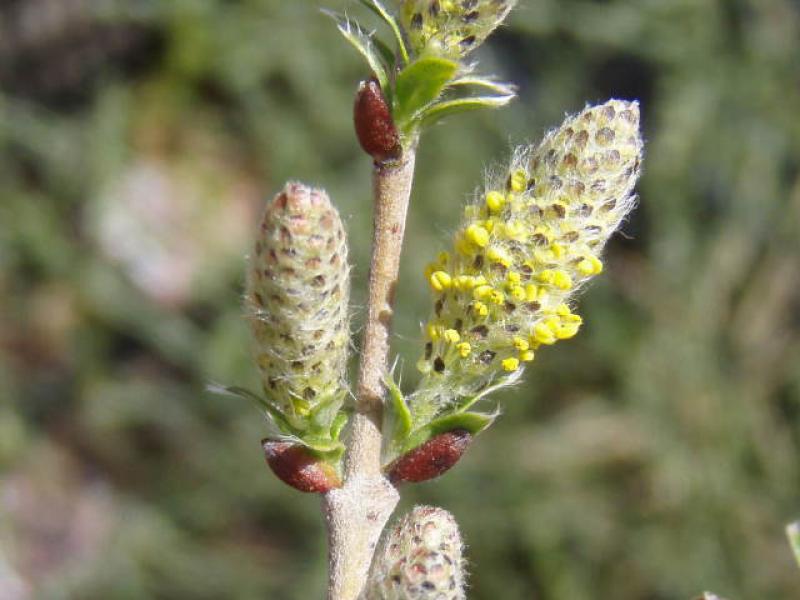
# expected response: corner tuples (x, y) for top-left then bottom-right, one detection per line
(363, 506), (466, 600)
(245, 183), (350, 432)
(413, 99), (642, 411)
(399, 0), (517, 58)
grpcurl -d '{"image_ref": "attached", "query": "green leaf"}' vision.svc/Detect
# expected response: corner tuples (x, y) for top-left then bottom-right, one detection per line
(384, 374), (412, 440)
(420, 94), (516, 128)
(207, 384), (297, 438)
(309, 392), (346, 434)
(448, 76), (517, 96)
(394, 56), (459, 128)
(323, 10), (389, 90)
(358, 0), (409, 65)
(330, 412), (349, 441)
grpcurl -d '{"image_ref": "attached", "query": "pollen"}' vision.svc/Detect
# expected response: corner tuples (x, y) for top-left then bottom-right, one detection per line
(532, 322), (557, 345)
(509, 168), (528, 193)
(443, 329), (461, 343)
(513, 337), (530, 352)
(501, 357), (520, 372)
(465, 224), (490, 248)
(485, 190), (506, 213)
(429, 270), (453, 291)
(553, 270), (573, 290)
(520, 350), (535, 362)
(473, 301), (489, 316)
(525, 284), (539, 302)
(456, 342), (472, 357)
(486, 246), (511, 267)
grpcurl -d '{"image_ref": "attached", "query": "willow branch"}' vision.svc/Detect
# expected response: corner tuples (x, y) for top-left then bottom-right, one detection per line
(324, 149), (417, 600)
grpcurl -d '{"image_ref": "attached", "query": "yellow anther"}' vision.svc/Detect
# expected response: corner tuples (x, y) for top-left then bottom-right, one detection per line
(443, 329), (461, 344)
(472, 301), (489, 317)
(483, 219), (495, 233)
(487, 246), (511, 267)
(589, 255), (604, 274)
(437, 251), (451, 265)
(426, 322), (442, 341)
(455, 234), (473, 256)
(429, 270), (452, 291)
(453, 275), (474, 291)
(553, 270), (573, 290)
(473, 285), (494, 300)
(578, 254), (603, 276)
(510, 285), (526, 301)
(520, 350), (536, 362)
(456, 342), (472, 358)
(473, 275), (487, 286)
(507, 271), (521, 284)
(486, 190), (506, 213)
(513, 337), (530, 352)
(525, 284), (539, 302)
(562, 313), (583, 325)
(550, 243), (565, 259)
(556, 323), (581, 339)
(465, 224), (490, 248)
(544, 316), (561, 332)
(489, 290), (505, 305)
(501, 357), (520, 372)
(533, 323), (557, 345)
(293, 399), (311, 416)
(509, 169), (528, 193)
(556, 303), (572, 317)
(537, 270), (555, 285)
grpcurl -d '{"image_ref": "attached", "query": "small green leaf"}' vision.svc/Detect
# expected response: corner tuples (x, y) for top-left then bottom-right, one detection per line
(394, 56), (459, 128)
(330, 412), (349, 441)
(456, 370), (522, 413)
(309, 392), (346, 434)
(384, 374), (412, 439)
(358, 0), (409, 65)
(207, 384), (297, 437)
(298, 435), (345, 456)
(420, 94), (516, 128)
(323, 10), (389, 90)
(449, 76), (517, 96)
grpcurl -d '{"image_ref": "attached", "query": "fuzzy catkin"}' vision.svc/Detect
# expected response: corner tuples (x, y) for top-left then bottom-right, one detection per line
(413, 100), (642, 415)
(362, 506), (465, 600)
(245, 182), (350, 432)
(399, 0), (517, 58)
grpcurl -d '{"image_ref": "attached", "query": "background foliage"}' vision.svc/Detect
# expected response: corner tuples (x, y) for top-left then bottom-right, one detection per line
(1, 0), (799, 598)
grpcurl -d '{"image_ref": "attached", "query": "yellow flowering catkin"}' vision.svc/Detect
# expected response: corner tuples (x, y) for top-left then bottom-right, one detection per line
(399, 0), (517, 58)
(245, 183), (350, 432)
(362, 506), (465, 600)
(415, 99), (642, 405)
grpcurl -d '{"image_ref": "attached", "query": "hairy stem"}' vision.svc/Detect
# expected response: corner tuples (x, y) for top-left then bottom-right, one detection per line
(324, 149), (417, 600)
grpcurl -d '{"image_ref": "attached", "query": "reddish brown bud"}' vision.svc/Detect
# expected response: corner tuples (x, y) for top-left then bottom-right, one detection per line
(354, 78), (401, 163)
(387, 429), (472, 484)
(262, 440), (342, 493)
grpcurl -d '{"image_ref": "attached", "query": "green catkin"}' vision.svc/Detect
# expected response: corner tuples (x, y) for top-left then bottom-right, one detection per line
(363, 506), (466, 600)
(412, 99), (643, 419)
(245, 182), (351, 433)
(399, 0), (518, 59)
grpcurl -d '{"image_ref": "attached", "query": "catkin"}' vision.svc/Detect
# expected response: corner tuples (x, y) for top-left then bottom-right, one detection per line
(413, 99), (643, 414)
(363, 506), (466, 600)
(245, 182), (350, 432)
(399, 0), (518, 58)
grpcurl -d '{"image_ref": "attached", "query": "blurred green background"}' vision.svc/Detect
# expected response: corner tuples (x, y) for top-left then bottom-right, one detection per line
(1, 0), (799, 598)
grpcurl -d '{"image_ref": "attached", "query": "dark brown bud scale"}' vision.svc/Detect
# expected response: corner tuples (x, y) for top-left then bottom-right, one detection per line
(262, 439), (342, 493)
(354, 78), (401, 163)
(387, 429), (472, 484)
